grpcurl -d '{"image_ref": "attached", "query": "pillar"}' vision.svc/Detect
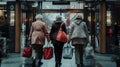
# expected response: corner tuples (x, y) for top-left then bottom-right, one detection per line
(15, 1), (21, 52)
(100, 2), (106, 53)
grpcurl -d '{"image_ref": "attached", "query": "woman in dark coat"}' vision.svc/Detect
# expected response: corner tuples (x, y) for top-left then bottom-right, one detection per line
(50, 15), (67, 67)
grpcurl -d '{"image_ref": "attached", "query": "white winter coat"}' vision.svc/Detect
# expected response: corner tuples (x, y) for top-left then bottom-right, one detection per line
(69, 20), (89, 45)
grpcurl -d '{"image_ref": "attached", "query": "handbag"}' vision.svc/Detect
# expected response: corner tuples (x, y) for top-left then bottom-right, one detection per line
(43, 42), (53, 59)
(56, 23), (68, 42)
(84, 43), (94, 59)
(63, 42), (73, 59)
(22, 45), (32, 58)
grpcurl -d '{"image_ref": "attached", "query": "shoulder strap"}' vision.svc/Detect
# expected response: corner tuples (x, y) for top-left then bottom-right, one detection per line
(75, 20), (82, 25)
(60, 23), (63, 27)
(59, 23), (63, 30)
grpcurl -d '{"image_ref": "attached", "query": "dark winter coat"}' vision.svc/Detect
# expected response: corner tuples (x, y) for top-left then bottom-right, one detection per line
(50, 21), (67, 43)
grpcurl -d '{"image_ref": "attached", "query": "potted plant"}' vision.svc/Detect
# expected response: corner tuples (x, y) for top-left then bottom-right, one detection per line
(111, 45), (120, 67)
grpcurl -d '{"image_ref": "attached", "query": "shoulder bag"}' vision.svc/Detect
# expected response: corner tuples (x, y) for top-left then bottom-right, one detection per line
(56, 23), (68, 42)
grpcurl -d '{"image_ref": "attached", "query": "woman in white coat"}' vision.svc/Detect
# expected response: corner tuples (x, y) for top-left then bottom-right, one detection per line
(68, 15), (89, 67)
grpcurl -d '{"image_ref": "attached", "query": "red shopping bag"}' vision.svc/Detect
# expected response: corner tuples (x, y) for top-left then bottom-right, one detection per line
(43, 47), (53, 59)
(22, 46), (32, 58)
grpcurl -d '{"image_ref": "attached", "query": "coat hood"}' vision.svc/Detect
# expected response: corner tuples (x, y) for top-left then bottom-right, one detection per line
(75, 19), (82, 25)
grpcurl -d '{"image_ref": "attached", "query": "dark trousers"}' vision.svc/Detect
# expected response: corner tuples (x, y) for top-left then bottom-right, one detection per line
(32, 44), (43, 60)
(74, 44), (84, 65)
(53, 42), (64, 64)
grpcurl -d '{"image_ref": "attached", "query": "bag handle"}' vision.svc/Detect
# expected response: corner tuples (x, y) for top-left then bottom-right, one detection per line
(66, 42), (72, 47)
(45, 41), (53, 47)
(25, 40), (31, 47)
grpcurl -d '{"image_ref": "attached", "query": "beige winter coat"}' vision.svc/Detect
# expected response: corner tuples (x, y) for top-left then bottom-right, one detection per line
(28, 20), (50, 45)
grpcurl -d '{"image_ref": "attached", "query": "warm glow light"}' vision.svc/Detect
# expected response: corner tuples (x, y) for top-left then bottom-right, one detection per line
(10, 19), (14, 22)
(0, 10), (4, 16)
(88, 16), (91, 22)
(107, 11), (111, 26)
(10, 11), (15, 26)
(10, 13), (15, 16)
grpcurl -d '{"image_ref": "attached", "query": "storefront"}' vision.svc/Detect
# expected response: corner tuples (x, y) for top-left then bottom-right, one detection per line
(2, 1), (103, 53)
(105, 2), (120, 53)
(1, 0), (119, 53)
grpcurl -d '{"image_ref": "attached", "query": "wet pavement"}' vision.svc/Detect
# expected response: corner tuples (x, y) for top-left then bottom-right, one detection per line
(1, 53), (22, 67)
(0, 52), (116, 67)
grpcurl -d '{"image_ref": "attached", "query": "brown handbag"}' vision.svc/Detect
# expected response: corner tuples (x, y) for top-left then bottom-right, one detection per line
(56, 23), (68, 42)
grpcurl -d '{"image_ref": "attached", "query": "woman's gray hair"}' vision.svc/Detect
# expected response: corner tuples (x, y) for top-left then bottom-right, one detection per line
(35, 14), (43, 19)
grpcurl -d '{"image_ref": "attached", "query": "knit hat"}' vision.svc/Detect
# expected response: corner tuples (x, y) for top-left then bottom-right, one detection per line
(55, 15), (63, 23)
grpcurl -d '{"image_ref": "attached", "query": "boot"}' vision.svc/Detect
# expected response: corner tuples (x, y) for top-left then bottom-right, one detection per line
(38, 61), (43, 65)
(58, 63), (62, 67)
(55, 63), (58, 67)
(80, 63), (84, 67)
(77, 64), (80, 67)
(38, 60), (43, 67)
(32, 58), (36, 67)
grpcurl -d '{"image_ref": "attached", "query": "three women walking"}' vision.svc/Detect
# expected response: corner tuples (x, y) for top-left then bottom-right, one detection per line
(28, 14), (89, 67)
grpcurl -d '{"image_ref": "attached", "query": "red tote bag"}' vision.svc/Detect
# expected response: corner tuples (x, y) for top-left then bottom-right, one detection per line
(22, 46), (32, 58)
(43, 42), (53, 59)
(56, 23), (68, 42)
(43, 47), (53, 59)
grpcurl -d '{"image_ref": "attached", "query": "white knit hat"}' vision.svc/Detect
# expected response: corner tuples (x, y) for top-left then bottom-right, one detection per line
(35, 14), (43, 19)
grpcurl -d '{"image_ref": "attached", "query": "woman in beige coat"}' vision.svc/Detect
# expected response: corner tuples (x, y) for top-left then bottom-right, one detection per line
(28, 14), (50, 67)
